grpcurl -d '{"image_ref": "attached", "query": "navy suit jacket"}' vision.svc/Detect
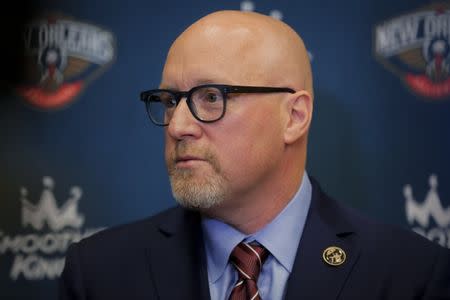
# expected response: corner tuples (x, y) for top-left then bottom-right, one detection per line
(59, 179), (450, 300)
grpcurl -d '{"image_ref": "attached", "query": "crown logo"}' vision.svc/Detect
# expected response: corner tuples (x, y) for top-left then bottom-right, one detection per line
(21, 176), (85, 231)
(404, 174), (450, 228)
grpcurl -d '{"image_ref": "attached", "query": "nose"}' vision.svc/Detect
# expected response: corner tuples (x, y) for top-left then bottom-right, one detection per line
(166, 99), (202, 140)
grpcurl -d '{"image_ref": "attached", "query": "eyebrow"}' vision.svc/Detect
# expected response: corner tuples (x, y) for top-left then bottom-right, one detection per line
(159, 78), (228, 91)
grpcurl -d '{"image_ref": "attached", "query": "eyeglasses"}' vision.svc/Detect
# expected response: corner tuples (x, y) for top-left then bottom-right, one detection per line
(140, 84), (295, 126)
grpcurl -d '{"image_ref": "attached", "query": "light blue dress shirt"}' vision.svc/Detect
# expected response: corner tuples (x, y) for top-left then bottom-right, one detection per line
(201, 173), (312, 300)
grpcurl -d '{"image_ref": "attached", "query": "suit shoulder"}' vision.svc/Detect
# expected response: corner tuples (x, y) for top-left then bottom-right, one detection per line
(341, 200), (443, 253)
(313, 179), (446, 256)
(72, 205), (183, 252)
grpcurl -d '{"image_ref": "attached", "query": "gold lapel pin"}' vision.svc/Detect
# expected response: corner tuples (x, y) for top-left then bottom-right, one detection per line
(322, 246), (346, 266)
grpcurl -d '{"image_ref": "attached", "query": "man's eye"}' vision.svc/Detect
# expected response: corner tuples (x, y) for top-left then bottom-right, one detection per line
(205, 93), (219, 103)
(149, 93), (176, 108)
(167, 98), (177, 107)
(159, 97), (176, 108)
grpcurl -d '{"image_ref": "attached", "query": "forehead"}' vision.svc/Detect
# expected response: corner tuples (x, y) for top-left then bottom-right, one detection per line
(161, 25), (273, 88)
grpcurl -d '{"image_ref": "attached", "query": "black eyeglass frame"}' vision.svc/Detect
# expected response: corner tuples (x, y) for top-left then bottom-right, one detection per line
(140, 84), (296, 126)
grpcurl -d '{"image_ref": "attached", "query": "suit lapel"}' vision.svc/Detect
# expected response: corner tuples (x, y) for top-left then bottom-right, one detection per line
(285, 179), (361, 300)
(145, 208), (210, 300)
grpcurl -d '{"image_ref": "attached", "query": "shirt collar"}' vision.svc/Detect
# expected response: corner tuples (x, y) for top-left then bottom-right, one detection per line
(201, 173), (312, 283)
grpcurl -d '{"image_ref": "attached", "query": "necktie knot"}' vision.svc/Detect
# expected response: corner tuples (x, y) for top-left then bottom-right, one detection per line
(229, 242), (269, 282)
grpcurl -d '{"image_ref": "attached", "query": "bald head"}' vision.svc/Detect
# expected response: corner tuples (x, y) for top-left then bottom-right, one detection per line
(162, 10), (313, 97)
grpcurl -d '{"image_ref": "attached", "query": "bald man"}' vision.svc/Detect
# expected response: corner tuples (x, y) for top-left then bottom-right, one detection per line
(59, 11), (450, 300)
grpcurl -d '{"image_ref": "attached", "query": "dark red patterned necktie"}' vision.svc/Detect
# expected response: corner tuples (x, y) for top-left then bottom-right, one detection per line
(228, 242), (269, 300)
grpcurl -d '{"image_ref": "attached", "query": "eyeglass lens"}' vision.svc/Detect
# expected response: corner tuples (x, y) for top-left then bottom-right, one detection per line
(145, 86), (225, 125)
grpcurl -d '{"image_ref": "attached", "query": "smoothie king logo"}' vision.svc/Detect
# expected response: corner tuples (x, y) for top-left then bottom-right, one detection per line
(16, 13), (116, 110)
(403, 174), (450, 248)
(374, 3), (450, 99)
(0, 177), (105, 280)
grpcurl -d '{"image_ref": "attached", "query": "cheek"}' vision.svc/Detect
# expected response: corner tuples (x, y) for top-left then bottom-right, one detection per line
(164, 133), (175, 162)
(214, 107), (284, 178)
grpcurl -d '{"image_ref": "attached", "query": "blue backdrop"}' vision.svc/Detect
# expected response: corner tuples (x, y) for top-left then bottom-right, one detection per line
(1, 0), (449, 299)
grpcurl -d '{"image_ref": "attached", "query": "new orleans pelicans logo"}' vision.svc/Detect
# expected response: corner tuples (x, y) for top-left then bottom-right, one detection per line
(374, 3), (450, 99)
(17, 14), (116, 110)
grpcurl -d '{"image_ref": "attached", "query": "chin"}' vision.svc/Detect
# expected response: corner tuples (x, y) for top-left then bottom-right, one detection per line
(171, 183), (226, 210)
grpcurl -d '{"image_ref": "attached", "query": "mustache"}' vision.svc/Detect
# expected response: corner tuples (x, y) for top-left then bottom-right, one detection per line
(167, 142), (221, 172)
(173, 142), (210, 161)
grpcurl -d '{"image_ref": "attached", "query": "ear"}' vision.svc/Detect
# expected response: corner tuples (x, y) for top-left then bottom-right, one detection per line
(283, 90), (313, 145)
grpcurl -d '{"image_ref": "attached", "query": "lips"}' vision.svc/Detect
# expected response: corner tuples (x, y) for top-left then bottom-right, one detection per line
(174, 155), (208, 168)
(176, 155), (204, 163)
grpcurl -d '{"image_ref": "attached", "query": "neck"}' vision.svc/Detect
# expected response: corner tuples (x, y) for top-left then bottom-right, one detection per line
(203, 159), (305, 234)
